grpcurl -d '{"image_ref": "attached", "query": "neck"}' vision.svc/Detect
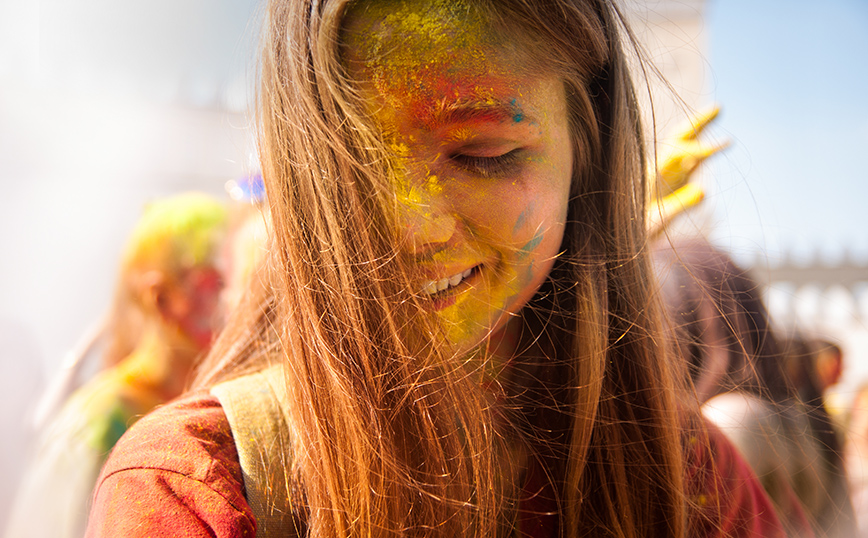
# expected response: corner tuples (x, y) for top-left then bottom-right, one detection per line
(482, 315), (536, 491)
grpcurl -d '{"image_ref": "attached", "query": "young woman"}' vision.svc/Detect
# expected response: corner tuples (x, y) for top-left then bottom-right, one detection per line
(86, 1), (790, 536)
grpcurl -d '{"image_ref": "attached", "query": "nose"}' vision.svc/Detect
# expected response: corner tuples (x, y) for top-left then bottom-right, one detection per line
(396, 179), (457, 255)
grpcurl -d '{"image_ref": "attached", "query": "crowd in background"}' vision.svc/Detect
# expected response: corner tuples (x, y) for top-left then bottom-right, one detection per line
(4, 179), (267, 538)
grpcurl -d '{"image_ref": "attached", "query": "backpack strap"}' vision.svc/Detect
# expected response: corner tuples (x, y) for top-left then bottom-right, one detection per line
(211, 365), (302, 537)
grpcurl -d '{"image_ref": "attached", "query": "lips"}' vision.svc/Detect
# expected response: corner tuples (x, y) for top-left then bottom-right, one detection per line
(421, 265), (479, 296)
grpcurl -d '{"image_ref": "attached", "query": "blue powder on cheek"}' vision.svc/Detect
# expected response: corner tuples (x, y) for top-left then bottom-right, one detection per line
(512, 201), (535, 235)
(513, 211), (527, 235)
(518, 231), (543, 259)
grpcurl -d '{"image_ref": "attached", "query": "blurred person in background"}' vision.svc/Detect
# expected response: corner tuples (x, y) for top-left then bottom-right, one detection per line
(653, 237), (855, 538)
(5, 192), (228, 538)
(809, 339), (844, 396)
(845, 380), (868, 537)
(777, 335), (854, 538)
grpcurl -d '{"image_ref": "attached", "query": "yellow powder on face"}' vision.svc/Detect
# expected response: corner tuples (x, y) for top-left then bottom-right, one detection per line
(345, 0), (513, 122)
(446, 126), (475, 143)
(400, 186), (426, 211)
(426, 175), (442, 195)
(393, 162), (443, 223)
(343, 1), (568, 359)
(388, 141), (410, 157)
(435, 263), (527, 346)
(434, 223), (546, 348)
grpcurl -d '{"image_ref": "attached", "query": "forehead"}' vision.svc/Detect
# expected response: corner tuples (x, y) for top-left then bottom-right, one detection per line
(342, 0), (498, 62)
(342, 0), (537, 125)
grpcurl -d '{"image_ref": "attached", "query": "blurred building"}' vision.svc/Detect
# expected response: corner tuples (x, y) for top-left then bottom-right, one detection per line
(755, 252), (868, 406)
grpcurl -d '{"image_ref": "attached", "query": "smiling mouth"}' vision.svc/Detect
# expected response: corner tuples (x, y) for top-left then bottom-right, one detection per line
(421, 265), (480, 298)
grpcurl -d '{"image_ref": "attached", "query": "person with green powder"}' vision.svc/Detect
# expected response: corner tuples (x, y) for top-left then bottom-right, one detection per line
(5, 192), (228, 538)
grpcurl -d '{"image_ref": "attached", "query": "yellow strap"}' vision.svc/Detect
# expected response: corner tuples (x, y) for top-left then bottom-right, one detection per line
(211, 365), (302, 537)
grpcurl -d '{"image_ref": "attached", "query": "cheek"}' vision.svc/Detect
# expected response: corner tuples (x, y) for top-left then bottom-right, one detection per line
(503, 180), (570, 287)
(512, 211), (563, 290)
(509, 183), (570, 255)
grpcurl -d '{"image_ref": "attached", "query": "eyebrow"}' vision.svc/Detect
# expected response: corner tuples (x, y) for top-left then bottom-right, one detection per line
(424, 98), (530, 128)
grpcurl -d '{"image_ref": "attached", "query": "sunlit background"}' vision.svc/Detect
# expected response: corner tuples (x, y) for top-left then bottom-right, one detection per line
(0, 0), (866, 526)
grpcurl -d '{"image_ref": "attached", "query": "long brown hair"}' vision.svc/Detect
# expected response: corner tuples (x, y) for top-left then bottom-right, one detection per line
(197, 1), (691, 536)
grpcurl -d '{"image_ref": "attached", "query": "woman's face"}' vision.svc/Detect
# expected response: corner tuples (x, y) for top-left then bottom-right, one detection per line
(344, 0), (573, 355)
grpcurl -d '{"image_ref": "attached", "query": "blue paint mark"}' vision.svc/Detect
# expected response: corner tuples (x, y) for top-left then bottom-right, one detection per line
(513, 202), (535, 235)
(518, 231), (543, 258)
(513, 212), (527, 235)
(523, 261), (535, 283)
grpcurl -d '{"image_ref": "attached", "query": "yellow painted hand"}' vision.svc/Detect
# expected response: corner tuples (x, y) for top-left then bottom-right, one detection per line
(652, 105), (729, 199)
(647, 183), (705, 239)
(648, 106), (729, 238)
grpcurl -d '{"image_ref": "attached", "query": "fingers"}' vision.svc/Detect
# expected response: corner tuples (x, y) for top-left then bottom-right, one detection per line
(678, 105), (721, 141)
(657, 138), (730, 195)
(647, 183), (706, 240)
(654, 105), (730, 197)
(647, 105), (728, 236)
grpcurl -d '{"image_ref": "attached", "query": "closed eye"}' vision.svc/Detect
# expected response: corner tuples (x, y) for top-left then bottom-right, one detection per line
(450, 149), (522, 178)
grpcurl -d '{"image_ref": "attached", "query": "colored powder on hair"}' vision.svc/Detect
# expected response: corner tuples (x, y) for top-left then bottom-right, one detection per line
(122, 193), (228, 276)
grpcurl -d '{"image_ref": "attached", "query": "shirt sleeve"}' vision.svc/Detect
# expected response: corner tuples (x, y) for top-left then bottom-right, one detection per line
(85, 392), (257, 538)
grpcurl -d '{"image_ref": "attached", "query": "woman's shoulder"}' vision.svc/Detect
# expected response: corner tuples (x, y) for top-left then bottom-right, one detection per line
(97, 389), (240, 482)
(87, 390), (256, 538)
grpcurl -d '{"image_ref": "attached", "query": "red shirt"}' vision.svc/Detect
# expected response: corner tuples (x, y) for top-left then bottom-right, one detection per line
(86, 391), (805, 537)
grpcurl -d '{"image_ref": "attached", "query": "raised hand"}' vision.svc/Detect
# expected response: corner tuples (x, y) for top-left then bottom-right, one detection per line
(648, 106), (729, 238)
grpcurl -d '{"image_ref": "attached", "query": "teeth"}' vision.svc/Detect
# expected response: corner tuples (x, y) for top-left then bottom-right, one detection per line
(422, 267), (475, 295)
